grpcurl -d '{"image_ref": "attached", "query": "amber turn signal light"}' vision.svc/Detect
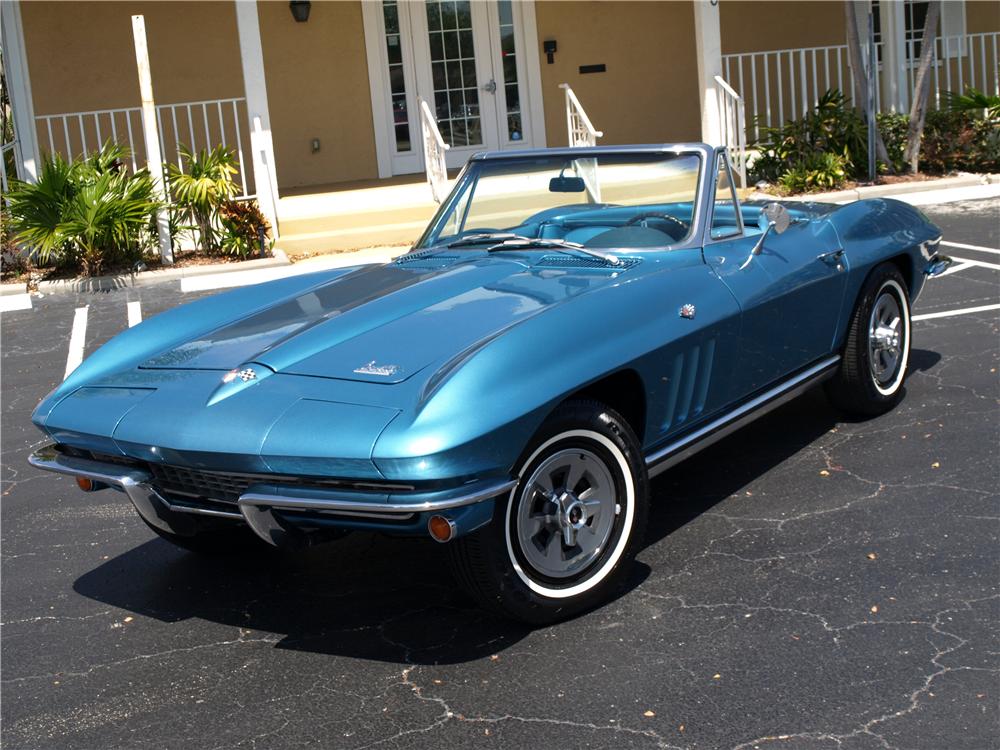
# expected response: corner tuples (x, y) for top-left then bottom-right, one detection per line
(427, 515), (456, 543)
(75, 476), (95, 492)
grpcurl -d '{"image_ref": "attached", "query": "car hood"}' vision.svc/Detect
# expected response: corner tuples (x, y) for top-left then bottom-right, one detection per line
(140, 254), (630, 383)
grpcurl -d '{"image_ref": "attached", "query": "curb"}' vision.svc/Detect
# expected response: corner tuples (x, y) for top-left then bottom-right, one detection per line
(751, 172), (999, 204)
(1, 248), (290, 296)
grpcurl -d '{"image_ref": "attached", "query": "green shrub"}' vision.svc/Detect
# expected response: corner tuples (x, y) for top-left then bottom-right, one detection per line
(875, 112), (909, 174)
(218, 200), (272, 259)
(750, 89), (865, 188)
(6, 141), (160, 276)
(777, 151), (850, 193)
(920, 109), (1000, 173)
(167, 144), (238, 253)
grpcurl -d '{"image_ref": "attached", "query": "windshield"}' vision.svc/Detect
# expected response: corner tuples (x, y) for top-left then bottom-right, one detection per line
(416, 151), (702, 251)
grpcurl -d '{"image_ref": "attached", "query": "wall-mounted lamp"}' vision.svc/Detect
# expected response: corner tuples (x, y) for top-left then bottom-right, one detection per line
(289, 0), (311, 23)
(543, 39), (557, 64)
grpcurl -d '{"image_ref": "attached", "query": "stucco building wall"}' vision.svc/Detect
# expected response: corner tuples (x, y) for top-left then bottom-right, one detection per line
(534, 1), (702, 146)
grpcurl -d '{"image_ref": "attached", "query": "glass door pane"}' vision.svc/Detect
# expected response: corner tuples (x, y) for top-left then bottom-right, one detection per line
(383, 1), (413, 153)
(495, 1), (523, 143)
(425, 0), (484, 148)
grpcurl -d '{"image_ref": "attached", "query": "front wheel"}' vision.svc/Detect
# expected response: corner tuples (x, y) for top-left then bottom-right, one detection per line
(451, 400), (648, 624)
(826, 262), (911, 415)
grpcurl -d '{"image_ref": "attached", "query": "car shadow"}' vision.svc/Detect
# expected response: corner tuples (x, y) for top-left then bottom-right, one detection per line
(72, 387), (874, 663)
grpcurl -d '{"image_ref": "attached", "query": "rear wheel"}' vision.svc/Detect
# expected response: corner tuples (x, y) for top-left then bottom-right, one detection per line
(826, 263), (911, 415)
(451, 400), (648, 624)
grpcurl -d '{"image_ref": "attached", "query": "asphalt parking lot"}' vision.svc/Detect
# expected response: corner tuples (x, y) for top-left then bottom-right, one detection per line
(2, 198), (997, 750)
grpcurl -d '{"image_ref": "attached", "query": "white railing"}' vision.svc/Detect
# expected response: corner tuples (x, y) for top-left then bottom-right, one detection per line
(418, 97), (450, 204)
(1, 141), (18, 196)
(723, 31), (999, 143)
(912, 32), (999, 111)
(714, 76), (747, 189)
(34, 96), (254, 199)
(559, 83), (603, 147)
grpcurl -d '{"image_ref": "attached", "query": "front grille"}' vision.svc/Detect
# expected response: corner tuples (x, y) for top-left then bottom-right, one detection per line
(146, 464), (274, 505)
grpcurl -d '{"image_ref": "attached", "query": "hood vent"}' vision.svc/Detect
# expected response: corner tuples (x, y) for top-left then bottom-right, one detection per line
(395, 250), (460, 264)
(535, 255), (641, 270)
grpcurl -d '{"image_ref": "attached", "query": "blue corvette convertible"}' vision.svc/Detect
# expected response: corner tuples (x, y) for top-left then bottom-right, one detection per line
(30, 144), (948, 623)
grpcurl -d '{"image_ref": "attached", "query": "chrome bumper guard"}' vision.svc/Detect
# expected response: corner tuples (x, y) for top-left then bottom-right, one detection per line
(925, 255), (953, 277)
(28, 444), (516, 546)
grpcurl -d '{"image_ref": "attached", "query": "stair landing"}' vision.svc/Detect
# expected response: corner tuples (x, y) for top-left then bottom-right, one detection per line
(276, 175), (440, 256)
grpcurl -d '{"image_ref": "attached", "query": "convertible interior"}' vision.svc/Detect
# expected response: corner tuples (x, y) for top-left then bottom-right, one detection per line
(462, 201), (768, 249)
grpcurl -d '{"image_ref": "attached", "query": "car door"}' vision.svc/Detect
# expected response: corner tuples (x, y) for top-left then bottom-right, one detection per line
(704, 151), (848, 396)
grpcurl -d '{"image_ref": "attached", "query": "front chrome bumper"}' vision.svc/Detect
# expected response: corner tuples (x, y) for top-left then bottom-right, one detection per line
(28, 444), (515, 546)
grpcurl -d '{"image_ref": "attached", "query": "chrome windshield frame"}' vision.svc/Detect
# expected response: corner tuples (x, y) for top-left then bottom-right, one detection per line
(411, 143), (715, 255)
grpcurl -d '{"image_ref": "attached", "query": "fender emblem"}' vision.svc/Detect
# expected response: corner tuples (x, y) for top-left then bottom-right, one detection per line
(354, 360), (400, 377)
(679, 303), (696, 319)
(222, 368), (257, 383)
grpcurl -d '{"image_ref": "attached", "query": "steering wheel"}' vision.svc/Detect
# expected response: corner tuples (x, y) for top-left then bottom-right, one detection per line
(623, 212), (690, 239)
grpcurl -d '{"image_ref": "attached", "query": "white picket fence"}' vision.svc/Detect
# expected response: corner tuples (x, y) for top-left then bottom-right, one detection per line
(34, 96), (255, 199)
(723, 31), (999, 143)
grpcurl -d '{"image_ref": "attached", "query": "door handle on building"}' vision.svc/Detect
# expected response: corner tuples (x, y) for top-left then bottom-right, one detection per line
(482, 78), (497, 94)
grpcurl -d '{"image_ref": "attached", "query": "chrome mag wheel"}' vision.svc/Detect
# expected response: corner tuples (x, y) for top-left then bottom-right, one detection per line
(868, 289), (903, 386)
(514, 448), (619, 580)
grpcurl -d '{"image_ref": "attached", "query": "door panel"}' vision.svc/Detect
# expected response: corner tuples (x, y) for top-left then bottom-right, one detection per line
(706, 221), (848, 396)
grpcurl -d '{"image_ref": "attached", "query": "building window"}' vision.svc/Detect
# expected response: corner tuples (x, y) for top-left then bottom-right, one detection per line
(873, 0), (967, 63)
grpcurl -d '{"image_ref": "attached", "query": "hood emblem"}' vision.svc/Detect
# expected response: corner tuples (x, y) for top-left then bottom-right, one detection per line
(354, 360), (400, 377)
(679, 303), (696, 319)
(223, 367), (257, 384)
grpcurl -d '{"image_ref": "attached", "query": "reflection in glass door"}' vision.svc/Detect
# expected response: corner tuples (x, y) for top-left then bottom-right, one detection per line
(374, 0), (536, 175)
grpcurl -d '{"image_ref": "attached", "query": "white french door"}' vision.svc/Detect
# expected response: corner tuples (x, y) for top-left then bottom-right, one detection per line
(368, 0), (540, 175)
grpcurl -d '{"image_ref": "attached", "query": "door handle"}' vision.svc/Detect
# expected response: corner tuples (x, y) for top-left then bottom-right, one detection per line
(817, 249), (845, 268)
(482, 78), (497, 94)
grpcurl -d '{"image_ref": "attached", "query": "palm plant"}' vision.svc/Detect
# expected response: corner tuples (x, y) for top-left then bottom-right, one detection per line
(6, 140), (160, 275)
(167, 144), (238, 253)
(944, 87), (1000, 120)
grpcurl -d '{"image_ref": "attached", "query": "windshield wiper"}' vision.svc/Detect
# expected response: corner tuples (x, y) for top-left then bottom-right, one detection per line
(487, 238), (620, 266)
(447, 232), (528, 247)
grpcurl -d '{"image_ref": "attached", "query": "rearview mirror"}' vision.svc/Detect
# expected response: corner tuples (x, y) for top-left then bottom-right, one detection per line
(549, 175), (586, 193)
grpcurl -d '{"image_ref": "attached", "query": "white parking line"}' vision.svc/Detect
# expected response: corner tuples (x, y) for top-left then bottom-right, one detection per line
(127, 300), (142, 328)
(64, 306), (89, 380)
(936, 261), (973, 277)
(947, 256), (1000, 272)
(941, 240), (1000, 256)
(913, 303), (1000, 321)
(0, 294), (33, 313)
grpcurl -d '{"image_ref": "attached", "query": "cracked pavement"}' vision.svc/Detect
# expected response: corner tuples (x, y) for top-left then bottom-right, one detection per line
(2, 199), (998, 749)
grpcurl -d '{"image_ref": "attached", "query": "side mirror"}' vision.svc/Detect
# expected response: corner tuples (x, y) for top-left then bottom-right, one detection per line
(752, 202), (792, 255)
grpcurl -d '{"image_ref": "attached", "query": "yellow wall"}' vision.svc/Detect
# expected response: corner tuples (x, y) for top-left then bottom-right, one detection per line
(21, 1), (244, 114)
(966, 0), (1000, 33)
(721, 1), (846, 54)
(534, 1), (702, 147)
(256, 1), (378, 190)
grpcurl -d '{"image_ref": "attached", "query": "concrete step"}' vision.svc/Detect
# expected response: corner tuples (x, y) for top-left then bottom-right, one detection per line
(276, 178), (439, 254)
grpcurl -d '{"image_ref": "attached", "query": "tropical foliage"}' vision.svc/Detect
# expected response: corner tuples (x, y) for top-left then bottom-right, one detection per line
(219, 199), (272, 259)
(5, 142), (159, 276)
(167, 144), (239, 253)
